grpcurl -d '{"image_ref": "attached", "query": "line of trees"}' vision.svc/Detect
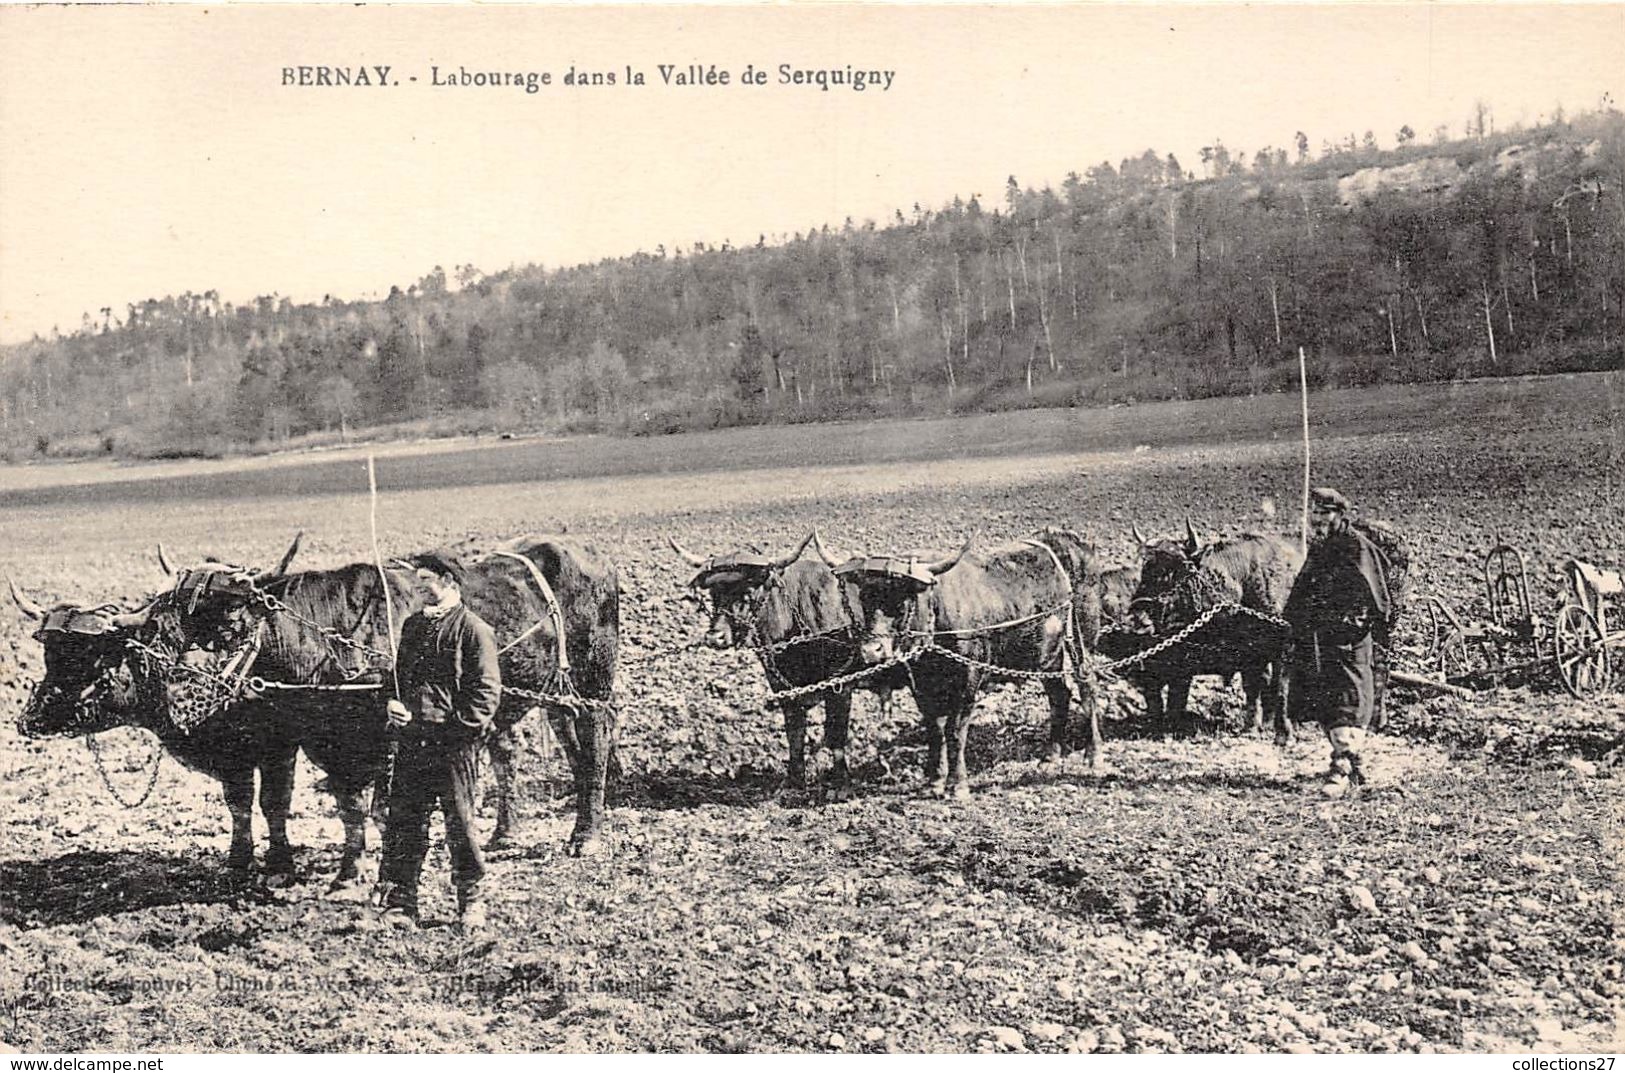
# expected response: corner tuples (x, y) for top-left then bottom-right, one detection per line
(3, 106), (1622, 459)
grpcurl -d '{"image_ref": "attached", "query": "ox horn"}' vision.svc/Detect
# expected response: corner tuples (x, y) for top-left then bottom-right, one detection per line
(269, 531), (304, 578)
(1130, 522), (1148, 547)
(8, 578), (45, 621)
(771, 532), (816, 570)
(107, 600), (157, 630)
(668, 537), (708, 567)
(811, 530), (841, 567)
(925, 538), (973, 576)
(1184, 516), (1201, 555)
(156, 543), (174, 577)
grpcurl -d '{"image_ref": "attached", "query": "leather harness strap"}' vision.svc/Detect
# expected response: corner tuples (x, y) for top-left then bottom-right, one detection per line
(490, 549), (570, 673)
(1023, 537), (1077, 654)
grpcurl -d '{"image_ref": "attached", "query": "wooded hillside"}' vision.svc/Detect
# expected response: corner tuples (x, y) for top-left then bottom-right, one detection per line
(4, 108), (1621, 460)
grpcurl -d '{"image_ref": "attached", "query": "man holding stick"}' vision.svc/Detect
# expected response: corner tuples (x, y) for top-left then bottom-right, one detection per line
(1283, 487), (1394, 799)
(378, 552), (503, 933)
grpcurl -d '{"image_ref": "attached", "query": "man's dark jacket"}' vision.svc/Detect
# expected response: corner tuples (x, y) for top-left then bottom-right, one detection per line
(396, 604), (502, 737)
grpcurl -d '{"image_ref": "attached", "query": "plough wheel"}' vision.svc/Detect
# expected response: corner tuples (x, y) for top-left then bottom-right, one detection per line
(1425, 596), (1473, 683)
(1553, 603), (1611, 699)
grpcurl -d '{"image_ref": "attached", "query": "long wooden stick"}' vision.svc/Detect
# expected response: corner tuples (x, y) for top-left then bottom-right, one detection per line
(1298, 345), (1311, 553)
(1389, 669), (1478, 699)
(367, 453), (401, 698)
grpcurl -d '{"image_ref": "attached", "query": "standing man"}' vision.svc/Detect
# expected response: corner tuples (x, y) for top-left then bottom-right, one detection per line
(379, 551), (502, 932)
(1283, 487), (1393, 799)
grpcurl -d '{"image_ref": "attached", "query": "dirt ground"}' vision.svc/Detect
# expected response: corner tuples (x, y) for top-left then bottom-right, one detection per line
(1, 374), (1621, 1052)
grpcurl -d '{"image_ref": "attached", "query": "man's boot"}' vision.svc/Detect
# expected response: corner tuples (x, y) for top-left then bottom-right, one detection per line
(457, 883), (487, 936)
(1320, 752), (1354, 799)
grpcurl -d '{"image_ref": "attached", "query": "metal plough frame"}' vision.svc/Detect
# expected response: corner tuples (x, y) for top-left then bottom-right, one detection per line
(1420, 543), (1617, 698)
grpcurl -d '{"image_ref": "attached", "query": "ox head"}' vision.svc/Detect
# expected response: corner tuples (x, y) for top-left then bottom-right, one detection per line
(142, 533), (303, 725)
(815, 533), (968, 664)
(670, 532), (815, 649)
(1128, 518), (1205, 634)
(10, 579), (159, 737)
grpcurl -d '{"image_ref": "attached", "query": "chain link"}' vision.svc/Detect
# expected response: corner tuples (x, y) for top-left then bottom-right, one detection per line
(84, 729), (163, 809)
(763, 601), (1292, 699)
(766, 646), (925, 703)
(240, 577), (395, 668)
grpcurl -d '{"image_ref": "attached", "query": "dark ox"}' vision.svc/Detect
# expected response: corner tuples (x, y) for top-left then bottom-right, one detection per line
(11, 539), (308, 875)
(669, 532), (895, 797)
(95, 533), (614, 864)
(819, 529), (1103, 799)
(1125, 520), (1302, 742)
(1098, 565), (1141, 629)
(151, 536), (621, 862)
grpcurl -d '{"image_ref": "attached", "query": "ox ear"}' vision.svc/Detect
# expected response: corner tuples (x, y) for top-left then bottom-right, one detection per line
(811, 530), (841, 567)
(156, 543), (174, 577)
(926, 538), (972, 576)
(1184, 517), (1201, 557)
(9, 578), (45, 621)
(668, 537), (708, 567)
(269, 532), (304, 578)
(771, 532), (816, 570)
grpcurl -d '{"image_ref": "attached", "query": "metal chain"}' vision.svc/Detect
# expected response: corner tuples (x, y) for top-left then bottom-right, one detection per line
(763, 601), (1292, 698)
(238, 575), (395, 667)
(84, 729), (163, 809)
(766, 646), (926, 703)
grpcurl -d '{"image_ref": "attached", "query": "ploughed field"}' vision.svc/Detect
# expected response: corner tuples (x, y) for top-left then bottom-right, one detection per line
(1, 373), (1621, 1053)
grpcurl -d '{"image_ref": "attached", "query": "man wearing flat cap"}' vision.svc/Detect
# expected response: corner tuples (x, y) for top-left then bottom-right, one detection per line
(378, 551), (502, 933)
(1283, 487), (1394, 798)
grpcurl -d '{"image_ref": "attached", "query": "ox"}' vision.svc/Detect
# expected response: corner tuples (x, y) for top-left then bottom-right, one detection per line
(669, 532), (894, 798)
(1125, 520), (1302, 742)
(1098, 564), (1141, 629)
(10, 538), (307, 875)
(818, 529), (1103, 799)
(152, 536), (620, 861)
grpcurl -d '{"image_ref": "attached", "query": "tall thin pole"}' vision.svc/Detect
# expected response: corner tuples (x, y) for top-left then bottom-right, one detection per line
(368, 454), (401, 697)
(1298, 346), (1311, 553)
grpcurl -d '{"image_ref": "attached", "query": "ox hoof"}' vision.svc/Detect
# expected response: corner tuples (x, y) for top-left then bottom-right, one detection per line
(225, 851), (254, 873)
(949, 783), (973, 802)
(824, 782), (854, 804)
(325, 878), (370, 903)
(264, 847), (297, 878)
(568, 832), (606, 859)
(923, 779), (948, 800)
(1274, 733), (1292, 749)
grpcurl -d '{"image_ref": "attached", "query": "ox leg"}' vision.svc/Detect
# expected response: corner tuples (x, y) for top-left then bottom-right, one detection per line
(946, 700), (976, 801)
(1166, 677), (1193, 734)
(1073, 671), (1103, 769)
(221, 769), (256, 872)
(1140, 678), (1165, 724)
(919, 701), (948, 797)
(1271, 658), (1294, 747)
(331, 784), (369, 887)
(486, 725), (524, 852)
(568, 705), (612, 857)
(1042, 678), (1072, 763)
(782, 703), (809, 798)
(260, 743), (299, 877)
(1240, 666), (1267, 735)
(825, 693), (853, 801)
(544, 706), (584, 781)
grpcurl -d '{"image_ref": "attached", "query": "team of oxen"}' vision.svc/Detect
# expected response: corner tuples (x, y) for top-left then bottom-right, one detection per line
(9, 517), (1407, 882)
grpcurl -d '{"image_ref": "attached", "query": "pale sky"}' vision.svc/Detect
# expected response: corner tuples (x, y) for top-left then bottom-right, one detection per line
(1, 3), (1620, 343)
